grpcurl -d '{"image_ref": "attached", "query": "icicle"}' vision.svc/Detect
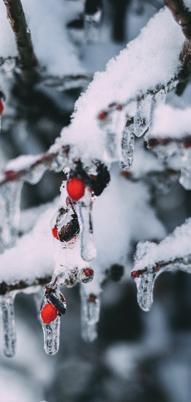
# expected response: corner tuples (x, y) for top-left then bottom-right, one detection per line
(120, 117), (135, 170)
(134, 270), (157, 312)
(84, 0), (102, 43)
(0, 293), (16, 357)
(77, 190), (96, 262)
(179, 148), (191, 190)
(98, 106), (125, 162)
(0, 180), (23, 250)
(42, 317), (60, 356)
(80, 287), (100, 342)
(134, 94), (153, 138)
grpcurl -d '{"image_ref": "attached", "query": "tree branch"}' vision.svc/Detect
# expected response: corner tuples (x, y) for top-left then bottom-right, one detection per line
(2, 0), (38, 76)
(164, 0), (191, 39)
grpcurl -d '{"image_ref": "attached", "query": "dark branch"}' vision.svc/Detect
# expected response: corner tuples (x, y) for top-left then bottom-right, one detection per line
(2, 0), (38, 75)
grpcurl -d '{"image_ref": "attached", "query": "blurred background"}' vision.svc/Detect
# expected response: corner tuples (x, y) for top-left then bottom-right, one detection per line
(1, 1), (191, 401)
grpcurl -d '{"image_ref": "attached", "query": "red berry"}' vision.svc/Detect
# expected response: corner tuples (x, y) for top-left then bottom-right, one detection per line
(67, 178), (85, 201)
(131, 270), (141, 279)
(98, 110), (108, 121)
(83, 268), (94, 278)
(0, 99), (4, 115)
(40, 303), (58, 324)
(51, 226), (59, 240)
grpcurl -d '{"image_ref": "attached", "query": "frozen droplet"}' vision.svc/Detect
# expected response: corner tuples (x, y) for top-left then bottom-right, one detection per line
(42, 317), (60, 355)
(0, 180), (23, 250)
(80, 287), (100, 342)
(0, 294), (16, 357)
(134, 95), (153, 138)
(179, 148), (191, 190)
(135, 270), (157, 312)
(78, 191), (96, 262)
(120, 118), (135, 170)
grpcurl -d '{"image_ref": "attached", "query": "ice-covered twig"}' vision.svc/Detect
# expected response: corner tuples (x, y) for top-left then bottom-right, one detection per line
(131, 219), (191, 310)
(2, 0), (38, 74)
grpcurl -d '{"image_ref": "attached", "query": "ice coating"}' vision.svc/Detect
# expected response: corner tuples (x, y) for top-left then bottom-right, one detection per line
(42, 317), (60, 355)
(80, 285), (101, 342)
(120, 121), (135, 170)
(134, 95), (153, 138)
(77, 190), (97, 262)
(0, 293), (17, 357)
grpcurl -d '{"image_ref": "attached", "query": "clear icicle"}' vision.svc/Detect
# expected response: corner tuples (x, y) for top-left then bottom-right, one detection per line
(0, 293), (16, 357)
(78, 191), (96, 262)
(134, 95), (153, 138)
(80, 287), (100, 342)
(120, 118), (135, 170)
(42, 316), (60, 356)
(99, 108), (124, 162)
(179, 148), (191, 190)
(0, 180), (23, 250)
(135, 271), (157, 312)
(84, 0), (102, 43)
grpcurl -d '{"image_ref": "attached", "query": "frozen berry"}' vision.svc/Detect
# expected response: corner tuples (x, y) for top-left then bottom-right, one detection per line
(67, 178), (85, 201)
(40, 303), (58, 324)
(79, 267), (94, 283)
(98, 110), (108, 121)
(0, 99), (4, 115)
(51, 226), (59, 240)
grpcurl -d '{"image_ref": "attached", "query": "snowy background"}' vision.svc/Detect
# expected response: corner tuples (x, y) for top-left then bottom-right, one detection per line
(1, 0), (191, 401)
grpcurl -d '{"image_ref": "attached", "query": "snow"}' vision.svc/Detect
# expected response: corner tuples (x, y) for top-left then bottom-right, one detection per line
(133, 219), (191, 272)
(0, 170), (165, 286)
(150, 104), (191, 139)
(56, 7), (184, 161)
(0, 0), (84, 75)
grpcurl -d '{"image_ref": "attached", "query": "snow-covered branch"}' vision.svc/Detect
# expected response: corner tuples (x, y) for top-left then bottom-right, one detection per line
(131, 219), (191, 311)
